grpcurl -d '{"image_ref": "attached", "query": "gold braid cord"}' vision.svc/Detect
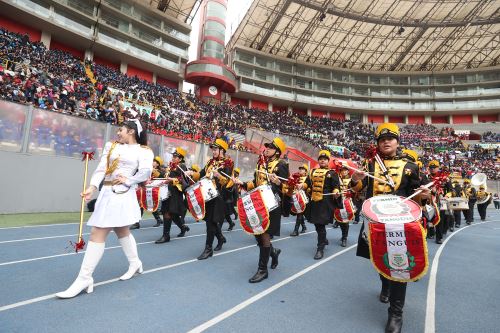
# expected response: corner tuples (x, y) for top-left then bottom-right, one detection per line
(105, 142), (120, 176)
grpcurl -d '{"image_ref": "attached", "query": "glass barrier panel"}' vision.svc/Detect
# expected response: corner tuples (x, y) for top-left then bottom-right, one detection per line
(29, 108), (106, 158)
(0, 101), (27, 152)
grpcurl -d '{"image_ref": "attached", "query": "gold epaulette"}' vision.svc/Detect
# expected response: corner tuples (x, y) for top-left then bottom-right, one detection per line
(140, 145), (152, 150)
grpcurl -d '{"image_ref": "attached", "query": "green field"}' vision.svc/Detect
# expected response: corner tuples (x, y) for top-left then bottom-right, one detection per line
(0, 211), (155, 228)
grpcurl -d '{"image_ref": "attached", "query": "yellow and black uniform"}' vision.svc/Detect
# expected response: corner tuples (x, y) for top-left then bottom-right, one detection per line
(304, 150), (341, 259)
(449, 180), (465, 227)
(242, 137), (289, 283)
(462, 180), (477, 224)
(244, 156), (289, 236)
(155, 148), (191, 244)
(476, 186), (491, 221)
(350, 123), (422, 333)
(290, 164), (309, 236)
(192, 139), (234, 258)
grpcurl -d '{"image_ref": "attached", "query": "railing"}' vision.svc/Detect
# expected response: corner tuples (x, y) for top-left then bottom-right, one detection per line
(0, 101), (264, 181)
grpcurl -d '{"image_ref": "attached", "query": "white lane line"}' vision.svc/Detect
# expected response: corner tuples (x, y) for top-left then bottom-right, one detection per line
(188, 244), (357, 333)
(424, 221), (492, 333)
(0, 220), (208, 244)
(0, 227), (326, 312)
(0, 222), (80, 230)
(0, 222), (296, 266)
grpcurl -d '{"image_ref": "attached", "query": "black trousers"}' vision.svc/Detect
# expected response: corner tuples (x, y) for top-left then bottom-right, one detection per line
(453, 210), (462, 227)
(380, 275), (406, 315)
(477, 202), (489, 220)
(465, 201), (476, 222)
(314, 224), (327, 248)
(436, 210), (452, 240)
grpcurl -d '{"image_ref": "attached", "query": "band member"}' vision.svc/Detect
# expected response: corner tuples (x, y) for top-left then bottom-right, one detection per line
(426, 160), (452, 244)
(290, 164), (309, 237)
(221, 168), (238, 231)
(187, 139), (233, 259)
(130, 156), (165, 229)
(476, 185), (491, 221)
(450, 179), (465, 228)
(234, 138), (289, 283)
(337, 163), (352, 247)
(350, 123), (430, 333)
(155, 148), (191, 244)
(179, 164), (201, 225)
(462, 179), (477, 225)
(57, 120), (153, 298)
(302, 150), (341, 259)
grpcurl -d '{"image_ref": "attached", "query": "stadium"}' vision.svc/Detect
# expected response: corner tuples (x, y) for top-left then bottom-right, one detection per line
(0, 0), (499, 332)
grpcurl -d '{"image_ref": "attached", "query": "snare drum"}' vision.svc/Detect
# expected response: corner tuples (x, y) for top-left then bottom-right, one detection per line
(198, 177), (219, 202)
(185, 178), (220, 220)
(361, 195), (428, 283)
(147, 180), (170, 201)
(333, 197), (356, 223)
(253, 185), (279, 212)
(444, 197), (468, 210)
(291, 190), (309, 214)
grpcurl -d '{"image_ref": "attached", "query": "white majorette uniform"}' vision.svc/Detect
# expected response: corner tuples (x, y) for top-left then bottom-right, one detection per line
(87, 141), (154, 228)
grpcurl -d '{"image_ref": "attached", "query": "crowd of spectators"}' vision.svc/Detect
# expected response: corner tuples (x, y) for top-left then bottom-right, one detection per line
(0, 28), (498, 178)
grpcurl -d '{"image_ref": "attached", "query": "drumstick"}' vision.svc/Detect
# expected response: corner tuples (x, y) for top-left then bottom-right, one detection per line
(341, 163), (390, 185)
(403, 181), (435, 202)
(374, 154), (396, 188)
(177, 167), (196, 184)
(255, 169), (288, 182)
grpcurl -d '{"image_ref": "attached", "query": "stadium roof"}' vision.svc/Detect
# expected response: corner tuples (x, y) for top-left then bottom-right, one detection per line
(227, 0), (500, 71)
(145, 0), (202, 24)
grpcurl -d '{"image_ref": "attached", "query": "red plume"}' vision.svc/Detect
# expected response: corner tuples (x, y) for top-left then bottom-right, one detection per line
(258, 153), (267, 166)
(365, 145), (377, 160)
(68, 238), (86, 253)
(287, 172), (301, 188)
(223, 158), (234, 170)
(169, 161), (179, 170)
(331, 160), (343, 174)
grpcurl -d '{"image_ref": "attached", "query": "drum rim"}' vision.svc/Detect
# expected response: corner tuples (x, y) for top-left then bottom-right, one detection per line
(361, 194), (422, 224)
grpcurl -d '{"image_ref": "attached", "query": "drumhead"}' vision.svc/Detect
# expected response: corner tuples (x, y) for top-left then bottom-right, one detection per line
(362, 195), (421, 224)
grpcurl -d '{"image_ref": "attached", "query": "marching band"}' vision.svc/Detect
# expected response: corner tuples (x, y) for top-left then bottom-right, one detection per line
(61, 120), (493, 333)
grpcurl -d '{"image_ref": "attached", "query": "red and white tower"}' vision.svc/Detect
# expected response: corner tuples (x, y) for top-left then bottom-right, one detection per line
(185, 0), (237, 103)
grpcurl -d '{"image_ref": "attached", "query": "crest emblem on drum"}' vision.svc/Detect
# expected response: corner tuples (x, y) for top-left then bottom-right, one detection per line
(383, 252), (415, 271)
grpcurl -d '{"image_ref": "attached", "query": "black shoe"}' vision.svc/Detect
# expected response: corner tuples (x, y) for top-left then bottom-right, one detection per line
(379, 292), (390, 303)
(234, 212), (238, 220)
(249, 269), (268, 283)
(197, 246), (213, 260)
(153, 221), (162, 227)
(325, 239), (329, 246)
(290, 229), (299, 237)
(228, 222), (235, 231)
(214, 236), (227, 251)
(177, 225), (190, 237)
(270, 247), (281, 269)
(341, 239), (347, 247)
(449, 227), (454, 232)
(385, 311), (403, 333)
(249, 247), (270, 283)
(314, 248), (324, 260)
(333, 222), (339, 229)
(300, 224), (307, 233)
(455, 224), (460, 228)
(436, 239), (443, 244)
(129, 223), (140, 230)
(466, 221), (471, 225)
(155, 235), (170, 244)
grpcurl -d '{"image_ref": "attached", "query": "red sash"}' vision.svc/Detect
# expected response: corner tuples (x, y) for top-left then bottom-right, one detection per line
(238, 190), (270, 235)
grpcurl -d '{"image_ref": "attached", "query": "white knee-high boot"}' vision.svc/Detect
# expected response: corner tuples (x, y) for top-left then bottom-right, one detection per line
(119, 234), (143, 281)
(56, 241), (105, 299)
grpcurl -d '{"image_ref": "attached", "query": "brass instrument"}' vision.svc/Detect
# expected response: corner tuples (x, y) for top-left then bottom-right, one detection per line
(472, 173), (490, 204)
